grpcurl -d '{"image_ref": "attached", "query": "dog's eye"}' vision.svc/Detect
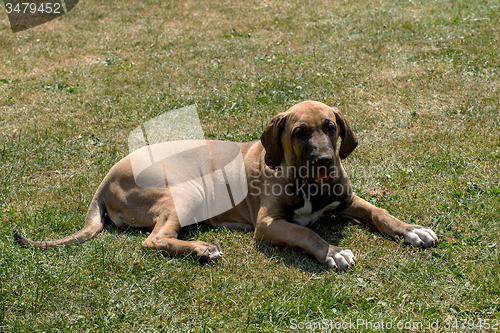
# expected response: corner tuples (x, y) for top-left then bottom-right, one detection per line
(293, 127), (306, 137)
(326, 123), (336, 133)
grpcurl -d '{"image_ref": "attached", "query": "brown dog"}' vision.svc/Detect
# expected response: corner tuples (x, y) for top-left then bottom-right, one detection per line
(14, 101), (437, 270)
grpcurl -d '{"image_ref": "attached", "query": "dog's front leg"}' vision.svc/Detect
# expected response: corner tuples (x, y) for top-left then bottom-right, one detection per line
(254, 216), (356, 270)
(339, 195), (438, 248)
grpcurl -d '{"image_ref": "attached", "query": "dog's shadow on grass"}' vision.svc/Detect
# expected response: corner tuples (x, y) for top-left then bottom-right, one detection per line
(102, 218), (152, 241)
(102, 215), (353, 273)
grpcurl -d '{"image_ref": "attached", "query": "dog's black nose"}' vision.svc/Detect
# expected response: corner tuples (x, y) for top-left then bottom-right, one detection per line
(313, 154), (333, 166)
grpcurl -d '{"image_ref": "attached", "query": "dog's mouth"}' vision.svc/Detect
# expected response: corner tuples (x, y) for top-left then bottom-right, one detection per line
(291, 162), (335, 184)
(314, 171), (330, 183)
(301, 167), (333, 184)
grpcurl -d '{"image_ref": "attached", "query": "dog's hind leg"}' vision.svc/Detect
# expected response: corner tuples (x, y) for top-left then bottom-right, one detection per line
(142, 216), (223, 262)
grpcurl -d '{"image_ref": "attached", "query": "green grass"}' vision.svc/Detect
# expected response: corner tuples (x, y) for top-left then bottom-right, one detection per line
(1, 0), (500, 331)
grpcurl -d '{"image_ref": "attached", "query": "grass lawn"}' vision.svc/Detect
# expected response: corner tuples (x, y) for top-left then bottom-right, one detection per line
(1, 0), (499, 331)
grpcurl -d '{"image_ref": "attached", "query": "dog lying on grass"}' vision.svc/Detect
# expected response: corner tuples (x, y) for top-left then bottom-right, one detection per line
(14, 101), (437, 270)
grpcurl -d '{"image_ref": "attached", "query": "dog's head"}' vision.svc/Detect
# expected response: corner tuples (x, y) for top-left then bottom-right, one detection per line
(260, 101), (358, 183)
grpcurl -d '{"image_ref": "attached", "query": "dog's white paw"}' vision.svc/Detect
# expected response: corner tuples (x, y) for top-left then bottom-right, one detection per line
(194, 241), (223, 261)
(403, 226), (438, 248)
(325, 247), (356, 271)
(208, 248), (223, 260)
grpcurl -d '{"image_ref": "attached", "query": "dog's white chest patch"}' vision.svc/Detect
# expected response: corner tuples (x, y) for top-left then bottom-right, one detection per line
(293, 197), (313, 216)
(293, 197), (340, 227)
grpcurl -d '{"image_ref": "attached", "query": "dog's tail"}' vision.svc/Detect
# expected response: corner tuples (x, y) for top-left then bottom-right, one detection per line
(13, 189), (106, 248)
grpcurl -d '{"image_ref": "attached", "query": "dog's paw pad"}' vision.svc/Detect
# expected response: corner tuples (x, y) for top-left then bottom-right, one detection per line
(404, 227), (438, 248)
(326, 249), (356, 271)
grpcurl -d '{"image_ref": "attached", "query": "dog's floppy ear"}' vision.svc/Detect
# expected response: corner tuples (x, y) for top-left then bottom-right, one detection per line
(260, 113), (288, 169)
(334, 108), (358, 159)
